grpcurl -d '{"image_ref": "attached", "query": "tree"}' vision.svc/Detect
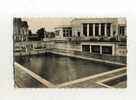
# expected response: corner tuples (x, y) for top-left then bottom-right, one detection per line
(28, 30), (32, 36)
(36, 28), (45, 40)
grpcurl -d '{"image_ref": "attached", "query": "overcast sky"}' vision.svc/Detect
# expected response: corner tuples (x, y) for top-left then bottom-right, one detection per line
(22, 17), (73, 33)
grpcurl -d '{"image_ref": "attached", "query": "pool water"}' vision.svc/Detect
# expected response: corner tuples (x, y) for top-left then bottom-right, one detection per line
(15, 53), (121, 84)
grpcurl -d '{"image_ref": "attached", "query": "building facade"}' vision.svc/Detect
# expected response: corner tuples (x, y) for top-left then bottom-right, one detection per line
(54, 18), (126, 41)
(13, 18), (29, 42)
(54, 18), (127, 56)
(55, 25), (72, 40)
(71, 18), (126, 40)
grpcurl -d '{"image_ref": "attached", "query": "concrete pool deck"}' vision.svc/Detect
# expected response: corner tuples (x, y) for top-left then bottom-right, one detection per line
(14, 62), (127, 88)
(15, 62), (55, 88)
(96, 73), (127, 88)
(15, 48), (126, 66)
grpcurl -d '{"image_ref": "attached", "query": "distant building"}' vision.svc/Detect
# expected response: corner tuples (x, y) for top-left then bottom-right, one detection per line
(45, 32), (55, 38)
(55, 25), (72, 40)
(28, 34), (41, 41)
(13, 18), (29, 42)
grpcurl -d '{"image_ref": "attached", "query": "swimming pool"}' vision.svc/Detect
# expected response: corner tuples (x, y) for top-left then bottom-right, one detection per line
(15, 53), (122, 85)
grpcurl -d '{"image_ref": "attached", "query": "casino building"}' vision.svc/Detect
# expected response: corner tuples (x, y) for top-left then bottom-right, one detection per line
(55, 18), (126, 40)
(54, 18), (127, 56)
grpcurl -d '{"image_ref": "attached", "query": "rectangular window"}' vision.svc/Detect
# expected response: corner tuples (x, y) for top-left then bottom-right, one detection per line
(63, 27), (72, 37)
(83, 24), (87, 36)
(66, 30), (68, 37)
(77, 32), (80, 37)
(89, 24), (93, 36)
(63, 30), (65, 37)
(55, 30), (59, 36)
(95, 24), (99, 36)
(91, 45), (100, 53)
(82, 45), (90, 52)
(107, 23), (111, 36)
(69, 29), (72, 37)
(101, 23), (105, 36)
(102, 46), (112, 54)
(119, 26), (125, 36)
(63, 33), (65, 37)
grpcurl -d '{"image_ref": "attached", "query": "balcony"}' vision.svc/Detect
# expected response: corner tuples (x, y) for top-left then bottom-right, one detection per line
(67, 36), (127, 43)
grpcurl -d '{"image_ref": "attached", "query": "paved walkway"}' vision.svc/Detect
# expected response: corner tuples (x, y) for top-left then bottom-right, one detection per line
(56, 67), (126, 88)
(15, 62), (55, 88)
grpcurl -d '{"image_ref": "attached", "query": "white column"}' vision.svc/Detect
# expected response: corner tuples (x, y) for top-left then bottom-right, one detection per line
(112, 44), (115, 56)
(99, 24), (101, 36)
(90, 45), (92, 53)
(116, 24), (118, 36)
(104, 23), (107, 37)
(93, 24), (95, 37)
(81, 24), (83, 37)
(61, 28), (63, 39)
(87, 24), (89, 36)
(100, 46), (102, 54)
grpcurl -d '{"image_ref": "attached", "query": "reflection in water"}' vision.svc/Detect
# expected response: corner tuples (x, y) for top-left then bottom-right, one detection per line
(15, 53), (121, 84)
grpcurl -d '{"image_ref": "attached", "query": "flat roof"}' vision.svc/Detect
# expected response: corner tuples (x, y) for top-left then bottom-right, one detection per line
(71, 17), (126, 23)
(71, 17), (119, 21)
(55, 25), (72, 29)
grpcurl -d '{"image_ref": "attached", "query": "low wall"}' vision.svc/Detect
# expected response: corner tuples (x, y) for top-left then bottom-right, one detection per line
(53, 42), (81, 52)
(115, 46), (127, 56)
(15, 41), (127, 57)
